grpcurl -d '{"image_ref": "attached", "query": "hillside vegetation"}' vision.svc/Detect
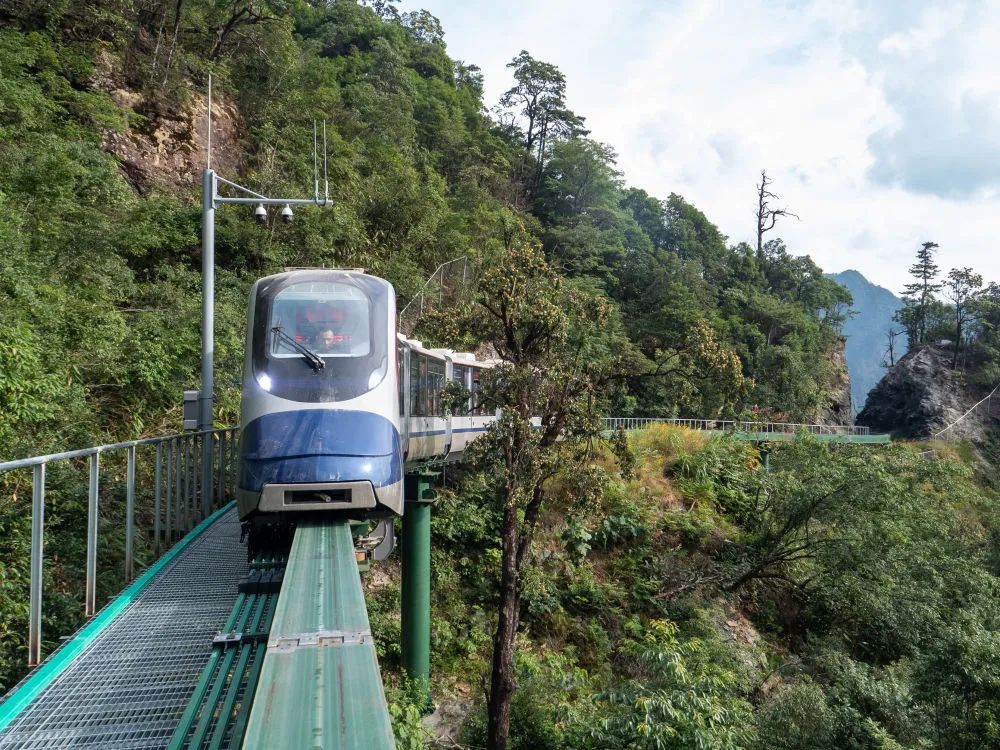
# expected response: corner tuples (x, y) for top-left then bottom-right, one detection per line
(2, 4), (997, 750)
(372, 425), (1000, 749)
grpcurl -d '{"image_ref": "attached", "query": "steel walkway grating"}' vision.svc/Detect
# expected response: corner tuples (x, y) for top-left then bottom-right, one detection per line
(0, 509), (247, 749)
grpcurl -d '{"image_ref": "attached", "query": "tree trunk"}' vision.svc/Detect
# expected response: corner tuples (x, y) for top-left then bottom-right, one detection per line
(953, 313), (962, 369)
(487, 499), (522, 750)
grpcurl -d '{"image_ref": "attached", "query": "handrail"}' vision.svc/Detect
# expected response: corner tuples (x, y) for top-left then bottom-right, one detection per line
(0, 428), (225, 471)
(601, 417), (871, 436)
(0, 426), (239, 668)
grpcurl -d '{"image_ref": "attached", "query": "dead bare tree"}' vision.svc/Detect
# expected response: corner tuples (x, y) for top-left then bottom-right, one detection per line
(756, 170), (798, 260)
(883, 328), (902, 368)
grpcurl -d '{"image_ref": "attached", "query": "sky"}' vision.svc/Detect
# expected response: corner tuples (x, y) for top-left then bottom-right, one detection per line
(397, 0), (1000, 294)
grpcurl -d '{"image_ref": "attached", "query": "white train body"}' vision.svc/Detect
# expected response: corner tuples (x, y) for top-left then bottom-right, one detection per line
(236, 269), (495, 521)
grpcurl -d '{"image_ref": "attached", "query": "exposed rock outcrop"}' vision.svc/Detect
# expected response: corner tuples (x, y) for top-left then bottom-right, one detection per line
(817, 340), (853, 426)
(856, 343), (998, 440)
(92, 52), (242, 194)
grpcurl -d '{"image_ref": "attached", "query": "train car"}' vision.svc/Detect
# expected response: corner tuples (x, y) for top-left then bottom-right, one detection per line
(236, 268), (498, 528)
(237, 269), (403, 520)
(397, 337), (495, 463)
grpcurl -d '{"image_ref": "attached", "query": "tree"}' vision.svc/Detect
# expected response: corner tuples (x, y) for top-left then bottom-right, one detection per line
(498, 51), (587, 200)
(883, 328), (902, 368)
(895, 241), (942, 348)
(593, 621), (754, 749)
(755, 170), (798, 260)
(943, 267), (983, 369)
(431, 245), (630, 750)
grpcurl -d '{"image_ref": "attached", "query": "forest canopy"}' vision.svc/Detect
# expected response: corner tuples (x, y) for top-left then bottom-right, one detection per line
(15, 6), (994, 750)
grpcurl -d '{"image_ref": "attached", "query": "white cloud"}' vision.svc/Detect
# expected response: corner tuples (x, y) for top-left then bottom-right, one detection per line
(401, 0), (1000, 293)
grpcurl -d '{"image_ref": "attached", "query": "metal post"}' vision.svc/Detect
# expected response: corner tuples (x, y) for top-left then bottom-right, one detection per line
(193, 434), (200, 521)
(201, 168), (216, 520)
(165, 439), (173, 545)
(217, 431), (225, 504)
(401, 472), (435, 704)
(28, 463), (45, 666)
(183, 437), (191, 531)
(125, 445), (136, 583)
(86, 454), (99, 617)
(154, 442), (163, 556)
(230, 429), (237, 494)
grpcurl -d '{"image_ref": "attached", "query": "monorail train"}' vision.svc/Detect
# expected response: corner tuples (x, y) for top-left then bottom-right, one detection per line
(236, 268), (496, 525)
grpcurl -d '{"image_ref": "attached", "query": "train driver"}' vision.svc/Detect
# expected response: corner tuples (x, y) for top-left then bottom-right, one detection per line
(316, 327), (341, 353)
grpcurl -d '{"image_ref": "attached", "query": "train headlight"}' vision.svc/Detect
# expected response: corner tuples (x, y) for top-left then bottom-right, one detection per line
(257, 373), (272, 392)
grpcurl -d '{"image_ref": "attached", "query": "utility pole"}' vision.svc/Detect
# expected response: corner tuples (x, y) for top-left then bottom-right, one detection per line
(199, 75), (332, 516)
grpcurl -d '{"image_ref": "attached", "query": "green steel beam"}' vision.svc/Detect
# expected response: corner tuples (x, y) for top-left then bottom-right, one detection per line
(242, 520), (394, 750)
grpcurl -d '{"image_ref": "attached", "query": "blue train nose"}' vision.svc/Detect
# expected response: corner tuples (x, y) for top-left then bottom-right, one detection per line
(238, 409), (402, 492)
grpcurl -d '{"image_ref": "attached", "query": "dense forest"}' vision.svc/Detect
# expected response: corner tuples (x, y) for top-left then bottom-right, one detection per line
(1, 2), (999, 749)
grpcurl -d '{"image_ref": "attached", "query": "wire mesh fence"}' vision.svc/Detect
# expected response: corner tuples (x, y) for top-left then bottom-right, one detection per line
(398, 256), (471, 337)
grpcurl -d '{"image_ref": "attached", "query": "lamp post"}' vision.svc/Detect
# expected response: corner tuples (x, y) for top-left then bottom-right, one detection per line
(199, 76), (331, 516)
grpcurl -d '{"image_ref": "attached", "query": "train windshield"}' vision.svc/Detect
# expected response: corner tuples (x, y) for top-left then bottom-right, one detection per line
(252, 274), (390, 403)
(269, 282), (371, 358)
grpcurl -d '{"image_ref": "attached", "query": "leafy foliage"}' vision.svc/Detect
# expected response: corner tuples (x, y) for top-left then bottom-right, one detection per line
(0, 5), (953, 748)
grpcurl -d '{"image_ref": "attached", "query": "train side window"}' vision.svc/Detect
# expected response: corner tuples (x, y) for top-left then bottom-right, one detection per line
(427, 359), (446, 416)
(452, 364), (470, 415)
(397, 344), (405, 416)
(410, 354), (427, 416)
(470, 367), (486, 415)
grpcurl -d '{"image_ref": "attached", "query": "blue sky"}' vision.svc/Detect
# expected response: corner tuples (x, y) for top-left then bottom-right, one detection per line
(398, 0), (1000, 294)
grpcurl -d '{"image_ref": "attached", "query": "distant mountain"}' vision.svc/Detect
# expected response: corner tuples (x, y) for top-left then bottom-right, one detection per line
(826, 270), (907, 413)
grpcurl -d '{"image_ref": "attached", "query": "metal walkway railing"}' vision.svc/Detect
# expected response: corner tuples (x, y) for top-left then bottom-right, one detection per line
(0, 505), (246, 748)
(602, 417), (871, 436)
(0, 427), (238, 668)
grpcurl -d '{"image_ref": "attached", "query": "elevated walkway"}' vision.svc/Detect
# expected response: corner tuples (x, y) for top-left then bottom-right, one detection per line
(0, 505), (246, 749)
(603, 417), (890, 443)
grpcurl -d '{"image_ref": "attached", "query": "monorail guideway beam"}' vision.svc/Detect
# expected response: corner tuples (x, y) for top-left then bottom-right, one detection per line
(242, 520), (395, 749)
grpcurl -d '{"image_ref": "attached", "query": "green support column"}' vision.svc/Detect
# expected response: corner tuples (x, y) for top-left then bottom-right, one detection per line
(401, 471), (436, 705)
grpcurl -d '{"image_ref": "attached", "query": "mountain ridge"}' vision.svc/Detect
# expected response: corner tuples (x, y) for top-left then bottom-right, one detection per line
(826, 269), (907, 413)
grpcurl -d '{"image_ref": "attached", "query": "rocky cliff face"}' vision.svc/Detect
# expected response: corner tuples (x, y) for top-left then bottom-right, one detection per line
(92, 52), (242, 195)
(817, 340), (854, 426)
(856, 343), (998, 440)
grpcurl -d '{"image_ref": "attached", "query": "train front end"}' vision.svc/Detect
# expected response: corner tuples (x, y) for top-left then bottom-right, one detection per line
(236, 269), (402, 521)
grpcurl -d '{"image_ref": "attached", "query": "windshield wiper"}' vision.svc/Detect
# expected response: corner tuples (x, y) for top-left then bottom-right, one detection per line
(271, 326), (325, 371)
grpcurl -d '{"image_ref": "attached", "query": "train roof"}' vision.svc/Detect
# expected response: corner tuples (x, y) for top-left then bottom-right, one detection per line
(253, 268), (390, 287)
(397, 334), (497, 368)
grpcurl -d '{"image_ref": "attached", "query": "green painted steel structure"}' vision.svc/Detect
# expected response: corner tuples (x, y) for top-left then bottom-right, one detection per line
(401, 473), (435, 703)
(168, 555), (284, 750)
(242, 520), (395, 749)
